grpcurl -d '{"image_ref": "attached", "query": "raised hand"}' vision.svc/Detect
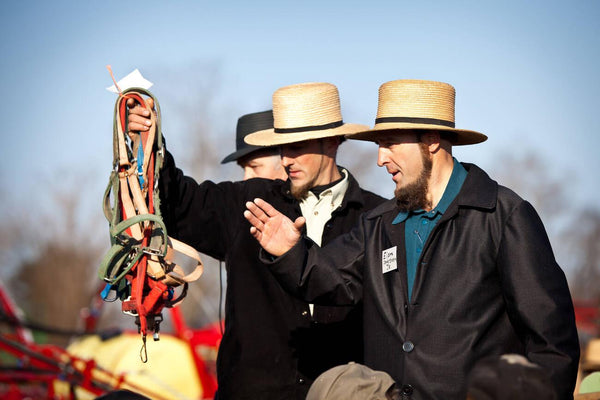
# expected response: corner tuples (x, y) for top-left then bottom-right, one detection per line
(244, 198), (305, 256)
(126, 97), (154, 132)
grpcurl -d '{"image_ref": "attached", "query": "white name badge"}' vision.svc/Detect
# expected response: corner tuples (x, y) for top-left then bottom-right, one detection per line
(382, 246), (398, 274)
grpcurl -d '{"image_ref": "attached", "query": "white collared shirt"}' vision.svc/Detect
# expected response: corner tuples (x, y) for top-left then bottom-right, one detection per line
(300, 168), (349, 246)
(300, 168), (349, 315)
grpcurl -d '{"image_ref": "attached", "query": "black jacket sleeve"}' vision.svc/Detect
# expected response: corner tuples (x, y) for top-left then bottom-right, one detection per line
(158, 149), (244, 260)
(497, 199), (580, 399)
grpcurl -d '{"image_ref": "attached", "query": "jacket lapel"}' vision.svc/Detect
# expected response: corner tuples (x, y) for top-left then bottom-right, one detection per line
(368, 203), (408, 340)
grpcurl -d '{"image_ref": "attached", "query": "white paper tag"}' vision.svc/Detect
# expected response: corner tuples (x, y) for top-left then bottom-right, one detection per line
(382, 246), (397, 274)
(106, 69), (154, 93)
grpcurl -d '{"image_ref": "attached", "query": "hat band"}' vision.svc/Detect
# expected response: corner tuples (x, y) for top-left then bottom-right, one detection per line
(274, 120), (343, 134)
(375, 117), (455, 128)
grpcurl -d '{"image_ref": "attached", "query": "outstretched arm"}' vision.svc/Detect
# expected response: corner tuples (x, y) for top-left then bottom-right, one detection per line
(244, 198), (305, 256)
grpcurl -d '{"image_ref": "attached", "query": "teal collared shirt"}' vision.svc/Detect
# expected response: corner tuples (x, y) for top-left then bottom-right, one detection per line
(392, 158), (467, 300)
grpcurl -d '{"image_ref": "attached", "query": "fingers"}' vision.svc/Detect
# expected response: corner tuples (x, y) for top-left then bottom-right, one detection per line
(244, 208), (264, 232)
(246, 199), (272, 222)
(244, 198), (276, 236)
(126, 97), (153, 132)
(249, 226), (261, 241)
(126, 97), (154, 112)
(253, 198), (278, 218)
(294, 216), (306, 230)
(128, 113), (153, 132)
(145, 97), (154, 110)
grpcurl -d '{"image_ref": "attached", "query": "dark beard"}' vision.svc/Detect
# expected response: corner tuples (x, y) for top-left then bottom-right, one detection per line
(395, 143), (432, 212)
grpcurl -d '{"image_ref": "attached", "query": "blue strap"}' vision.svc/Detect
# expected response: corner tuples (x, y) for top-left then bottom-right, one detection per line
(137, 141), (145, 187)
(101, 283), (113, 300)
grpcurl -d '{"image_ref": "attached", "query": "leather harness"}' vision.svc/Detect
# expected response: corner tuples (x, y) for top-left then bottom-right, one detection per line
(99, 87), (203, 361)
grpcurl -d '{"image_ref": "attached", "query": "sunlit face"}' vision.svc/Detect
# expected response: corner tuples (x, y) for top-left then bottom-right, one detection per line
(280, 139), (329, 199)
(376, 131), (432, 211)
(238, 152), (287, 181)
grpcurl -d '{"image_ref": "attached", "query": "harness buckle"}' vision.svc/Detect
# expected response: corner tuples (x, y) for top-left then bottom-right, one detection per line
(122, 296), (139, 316)
(142, 247), (164, 257)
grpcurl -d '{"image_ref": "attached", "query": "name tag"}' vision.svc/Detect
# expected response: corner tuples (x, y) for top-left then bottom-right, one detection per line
(382, 246), (397, 273)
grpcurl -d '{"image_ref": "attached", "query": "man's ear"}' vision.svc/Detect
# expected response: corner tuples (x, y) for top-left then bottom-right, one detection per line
(322, 136), (341, 156)
(421, 131), (441, 153)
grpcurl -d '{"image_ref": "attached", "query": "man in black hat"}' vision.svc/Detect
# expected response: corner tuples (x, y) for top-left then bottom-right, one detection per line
(243, 79), (580, 399)
(126, 82), (385, 400)
(221, 110), (287, 181)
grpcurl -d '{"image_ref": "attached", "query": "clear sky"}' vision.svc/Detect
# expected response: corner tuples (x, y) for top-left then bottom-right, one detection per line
(1, 0), (599, 229)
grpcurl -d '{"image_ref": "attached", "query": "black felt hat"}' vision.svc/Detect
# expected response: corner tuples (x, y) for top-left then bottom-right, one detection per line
(221, 110), (275, 164)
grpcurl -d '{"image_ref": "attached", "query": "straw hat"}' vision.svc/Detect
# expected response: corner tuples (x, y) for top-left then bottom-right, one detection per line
(221, 110), (275, 164)
(349, 79), (487, 145)
(244, 82), (369, 146)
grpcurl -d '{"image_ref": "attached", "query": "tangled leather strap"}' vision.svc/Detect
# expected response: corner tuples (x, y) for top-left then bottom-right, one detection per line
(99, 87), (203, 360)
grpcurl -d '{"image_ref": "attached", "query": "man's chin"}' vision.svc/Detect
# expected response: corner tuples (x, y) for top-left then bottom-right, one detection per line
(290, 182), (310, 200)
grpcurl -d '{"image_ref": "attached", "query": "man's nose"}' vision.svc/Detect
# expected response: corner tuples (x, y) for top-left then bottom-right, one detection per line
(377, 147), (387, 167)
(281, 154), (292, 167)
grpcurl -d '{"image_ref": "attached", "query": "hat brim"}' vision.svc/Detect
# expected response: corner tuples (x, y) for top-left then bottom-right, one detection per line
(347, 122), (487, 146)
(221, 145), (265, 164)
(245, 123), (369, 146)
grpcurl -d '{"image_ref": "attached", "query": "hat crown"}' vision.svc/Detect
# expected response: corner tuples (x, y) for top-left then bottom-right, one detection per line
(235, 110), (273, 148)
(221, 110), (273, 164)
(377, 79), (456, 124)
(273, 82), (343, 129)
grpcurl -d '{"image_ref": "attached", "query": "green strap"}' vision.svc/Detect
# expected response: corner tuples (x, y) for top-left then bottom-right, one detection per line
(99, 214), (168, 284)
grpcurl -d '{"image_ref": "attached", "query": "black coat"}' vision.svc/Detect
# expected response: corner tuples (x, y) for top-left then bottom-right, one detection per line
(158, 151), (385, 400)
(267, 163), (580, 400)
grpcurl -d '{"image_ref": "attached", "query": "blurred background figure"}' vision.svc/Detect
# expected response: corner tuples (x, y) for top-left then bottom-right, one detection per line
(576, 338), (600, 398)
(221, 110), (287, 181)
(466, 354), (556, 400)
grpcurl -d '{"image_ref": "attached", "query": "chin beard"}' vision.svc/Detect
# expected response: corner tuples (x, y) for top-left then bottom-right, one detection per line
(395, 143), (432, 212)
(395, 179), (430, 212)
(290, 182), (311, 200)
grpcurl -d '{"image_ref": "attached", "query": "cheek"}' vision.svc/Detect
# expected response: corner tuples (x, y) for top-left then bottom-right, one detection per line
(253, 167), (266, 176)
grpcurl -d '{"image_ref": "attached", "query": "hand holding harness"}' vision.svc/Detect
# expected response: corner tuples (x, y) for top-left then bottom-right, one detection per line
(99, 86), (203, 361)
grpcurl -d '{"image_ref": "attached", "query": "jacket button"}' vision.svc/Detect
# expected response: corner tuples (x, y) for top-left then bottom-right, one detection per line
(298, 377), (305, 384)
(402, 341), (414, 352)
(401, 384), (413, 396)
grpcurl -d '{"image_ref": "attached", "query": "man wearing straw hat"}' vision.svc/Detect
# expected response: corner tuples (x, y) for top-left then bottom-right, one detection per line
(126, 82), (385, 399)
(244, 80), (580, 399)
(221, 109), (287, 181)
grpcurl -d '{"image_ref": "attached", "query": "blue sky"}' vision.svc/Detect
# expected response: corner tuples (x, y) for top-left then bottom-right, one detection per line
(1, 1), (599, 238)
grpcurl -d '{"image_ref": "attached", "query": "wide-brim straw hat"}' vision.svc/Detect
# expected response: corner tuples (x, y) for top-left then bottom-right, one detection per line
(221, 110), (275, 164)
(245, 82), (369, 146)
(348, 79), (487, 145)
